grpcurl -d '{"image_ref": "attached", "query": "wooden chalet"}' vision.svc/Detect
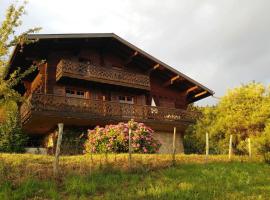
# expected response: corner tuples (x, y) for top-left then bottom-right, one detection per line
(7, 33), (214, 153)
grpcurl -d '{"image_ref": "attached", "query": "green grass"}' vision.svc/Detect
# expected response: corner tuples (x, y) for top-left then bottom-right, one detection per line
(0, 154), (269, 199)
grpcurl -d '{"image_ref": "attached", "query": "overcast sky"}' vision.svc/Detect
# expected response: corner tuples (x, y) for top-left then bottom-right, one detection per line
(1, 0), (270, 105)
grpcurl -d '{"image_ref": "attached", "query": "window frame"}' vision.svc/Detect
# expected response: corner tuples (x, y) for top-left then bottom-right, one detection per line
(65, 88), (86, 99)
(118, 95), (134, 104)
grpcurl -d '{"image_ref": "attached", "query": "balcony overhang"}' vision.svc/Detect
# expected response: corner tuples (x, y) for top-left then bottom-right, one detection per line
(21, 94), (200, 134)
(56, 59), (150, 91)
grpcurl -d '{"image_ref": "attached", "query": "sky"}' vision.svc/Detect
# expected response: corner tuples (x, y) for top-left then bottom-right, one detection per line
(1, 0), (270, 105)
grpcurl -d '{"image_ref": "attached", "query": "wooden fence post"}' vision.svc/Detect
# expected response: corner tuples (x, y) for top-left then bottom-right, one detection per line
(229, 135), (233, 160)
(248, 138), (251, 158)
(90, 132), (93, 175)
(128, 128), (132, 169)
(205, 132), (209, 161)
(172, 127), (176, 165)
(53, 123), (64, 178)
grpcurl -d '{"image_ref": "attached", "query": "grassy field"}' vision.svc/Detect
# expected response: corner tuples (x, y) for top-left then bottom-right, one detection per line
(0, 154), (269, 200)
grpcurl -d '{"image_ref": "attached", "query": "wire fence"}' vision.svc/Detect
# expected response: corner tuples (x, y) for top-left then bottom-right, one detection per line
(20, 123), (262, 181)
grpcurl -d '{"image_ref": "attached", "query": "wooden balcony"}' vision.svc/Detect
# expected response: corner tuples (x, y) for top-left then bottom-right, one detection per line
(21, 94), (200, 129)
(56, 59), (150, 90)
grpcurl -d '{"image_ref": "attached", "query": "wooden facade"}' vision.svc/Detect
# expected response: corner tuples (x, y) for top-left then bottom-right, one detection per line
(7, 33), (214, 153)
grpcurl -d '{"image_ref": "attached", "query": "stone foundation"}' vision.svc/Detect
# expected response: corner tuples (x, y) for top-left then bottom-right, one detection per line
(154, 131), (184, 154)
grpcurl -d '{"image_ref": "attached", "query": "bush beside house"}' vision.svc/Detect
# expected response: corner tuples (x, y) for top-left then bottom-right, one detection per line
(84, 120), (161, 154)
(0, 101), (27, 153)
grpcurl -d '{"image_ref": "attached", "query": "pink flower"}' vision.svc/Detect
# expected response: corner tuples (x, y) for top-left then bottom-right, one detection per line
(143, 147), (147, 153)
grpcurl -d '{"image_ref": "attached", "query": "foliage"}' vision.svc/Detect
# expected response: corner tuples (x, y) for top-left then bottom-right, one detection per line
(85, 120), (161, 153)
(255, 122), (270, 163)
(184, 82), (270, 155)
(184, 106), (217, 154)
(0, 2), (41, 152)
(60, 128), (87, 155)
(0, 2), (41, 102)
(0, 101), (27, 152)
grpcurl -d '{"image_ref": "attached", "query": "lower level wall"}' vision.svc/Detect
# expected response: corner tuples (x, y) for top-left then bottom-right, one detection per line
(27, 128), (185, 155)
(154, 131), (184, 154)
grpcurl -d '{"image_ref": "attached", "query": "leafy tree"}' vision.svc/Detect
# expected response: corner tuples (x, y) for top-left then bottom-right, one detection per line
(184, 82), (270, 155)
(0, 2), (41, 152)
(0, 101), (27, 152)
(184, 106), (217, 154)
(255, 122), (270, 163)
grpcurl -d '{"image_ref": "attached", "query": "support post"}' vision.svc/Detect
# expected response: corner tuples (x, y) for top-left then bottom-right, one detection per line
(53, 123), (64, 178)
(172, 127), (176, 165)
(229, 135), (233, 160)
(90, 132), (93, 175)
(205, 132), (209, 161)
(248, 138), (251, 158)
(128, 128), (132, 169)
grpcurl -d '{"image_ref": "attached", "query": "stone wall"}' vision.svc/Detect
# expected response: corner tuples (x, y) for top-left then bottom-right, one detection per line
(154, 131), (184, 154)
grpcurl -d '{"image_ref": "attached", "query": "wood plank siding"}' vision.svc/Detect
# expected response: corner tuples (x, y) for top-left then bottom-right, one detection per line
(7, 33), (213, 136)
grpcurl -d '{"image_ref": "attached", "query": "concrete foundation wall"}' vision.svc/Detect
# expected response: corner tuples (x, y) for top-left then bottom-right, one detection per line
(154, 131), (184, 154)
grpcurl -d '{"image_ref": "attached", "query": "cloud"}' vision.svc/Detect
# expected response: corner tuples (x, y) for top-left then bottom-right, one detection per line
(1, 0), (270, 105)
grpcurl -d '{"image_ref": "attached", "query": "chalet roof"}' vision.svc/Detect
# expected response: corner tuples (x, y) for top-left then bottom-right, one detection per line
(7, 33), (214, 102)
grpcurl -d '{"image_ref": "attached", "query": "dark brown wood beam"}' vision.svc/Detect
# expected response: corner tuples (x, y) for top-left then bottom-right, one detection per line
(163, 75), (183, 87)
(148, 63), (160, 74)
(186, 86), (198, 94)
(124, 51), (138, 65)
(194, 91), (207, 98)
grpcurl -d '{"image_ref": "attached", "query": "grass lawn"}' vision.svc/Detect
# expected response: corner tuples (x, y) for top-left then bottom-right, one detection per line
(0, 154), (269, 199)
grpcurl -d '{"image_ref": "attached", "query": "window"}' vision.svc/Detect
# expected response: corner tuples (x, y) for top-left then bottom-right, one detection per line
(66, 88), (86, 98)
(66, 89), (75, 95)
(77, 91), (85, 96)
(118, 96), (134, 104)
(118, 96), (126, 101)
(78, 57), (92, 65)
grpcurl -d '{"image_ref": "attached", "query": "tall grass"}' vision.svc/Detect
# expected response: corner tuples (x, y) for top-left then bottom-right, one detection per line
(0, 154), (268, 199)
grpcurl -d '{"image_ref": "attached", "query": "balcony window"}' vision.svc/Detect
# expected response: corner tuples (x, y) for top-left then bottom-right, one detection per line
(66, 88), (86, 98)
(118, 96), (134, 104)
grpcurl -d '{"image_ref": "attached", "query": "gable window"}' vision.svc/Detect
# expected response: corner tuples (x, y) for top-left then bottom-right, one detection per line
(118, 96), (134, 104)
(66, 88), (86, 98)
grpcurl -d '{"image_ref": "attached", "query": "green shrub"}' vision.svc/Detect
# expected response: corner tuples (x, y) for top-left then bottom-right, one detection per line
(61, 128), (87, 155)
(84, 120), (161, 153)
(0, 101), (27, 153)
(256, 123), (270, 163)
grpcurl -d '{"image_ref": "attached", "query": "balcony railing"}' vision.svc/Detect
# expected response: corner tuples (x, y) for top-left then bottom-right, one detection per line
(56, 59), (150, 90)
(20, 94), (200, 124)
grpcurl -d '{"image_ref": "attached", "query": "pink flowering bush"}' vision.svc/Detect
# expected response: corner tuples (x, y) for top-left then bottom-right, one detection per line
(84, 120), (161, 153)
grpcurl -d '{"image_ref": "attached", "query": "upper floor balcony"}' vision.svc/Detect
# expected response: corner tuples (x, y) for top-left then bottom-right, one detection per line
(56, 59), (150, 90)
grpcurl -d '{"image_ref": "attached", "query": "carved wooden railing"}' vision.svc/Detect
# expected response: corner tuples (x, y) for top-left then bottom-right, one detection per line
(31, 73), (43, 93)
(20, 95), (33, 123)
(20, 94), (200, 124)
(56, 59), (150, 90)
(23, 73), (44, 97)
